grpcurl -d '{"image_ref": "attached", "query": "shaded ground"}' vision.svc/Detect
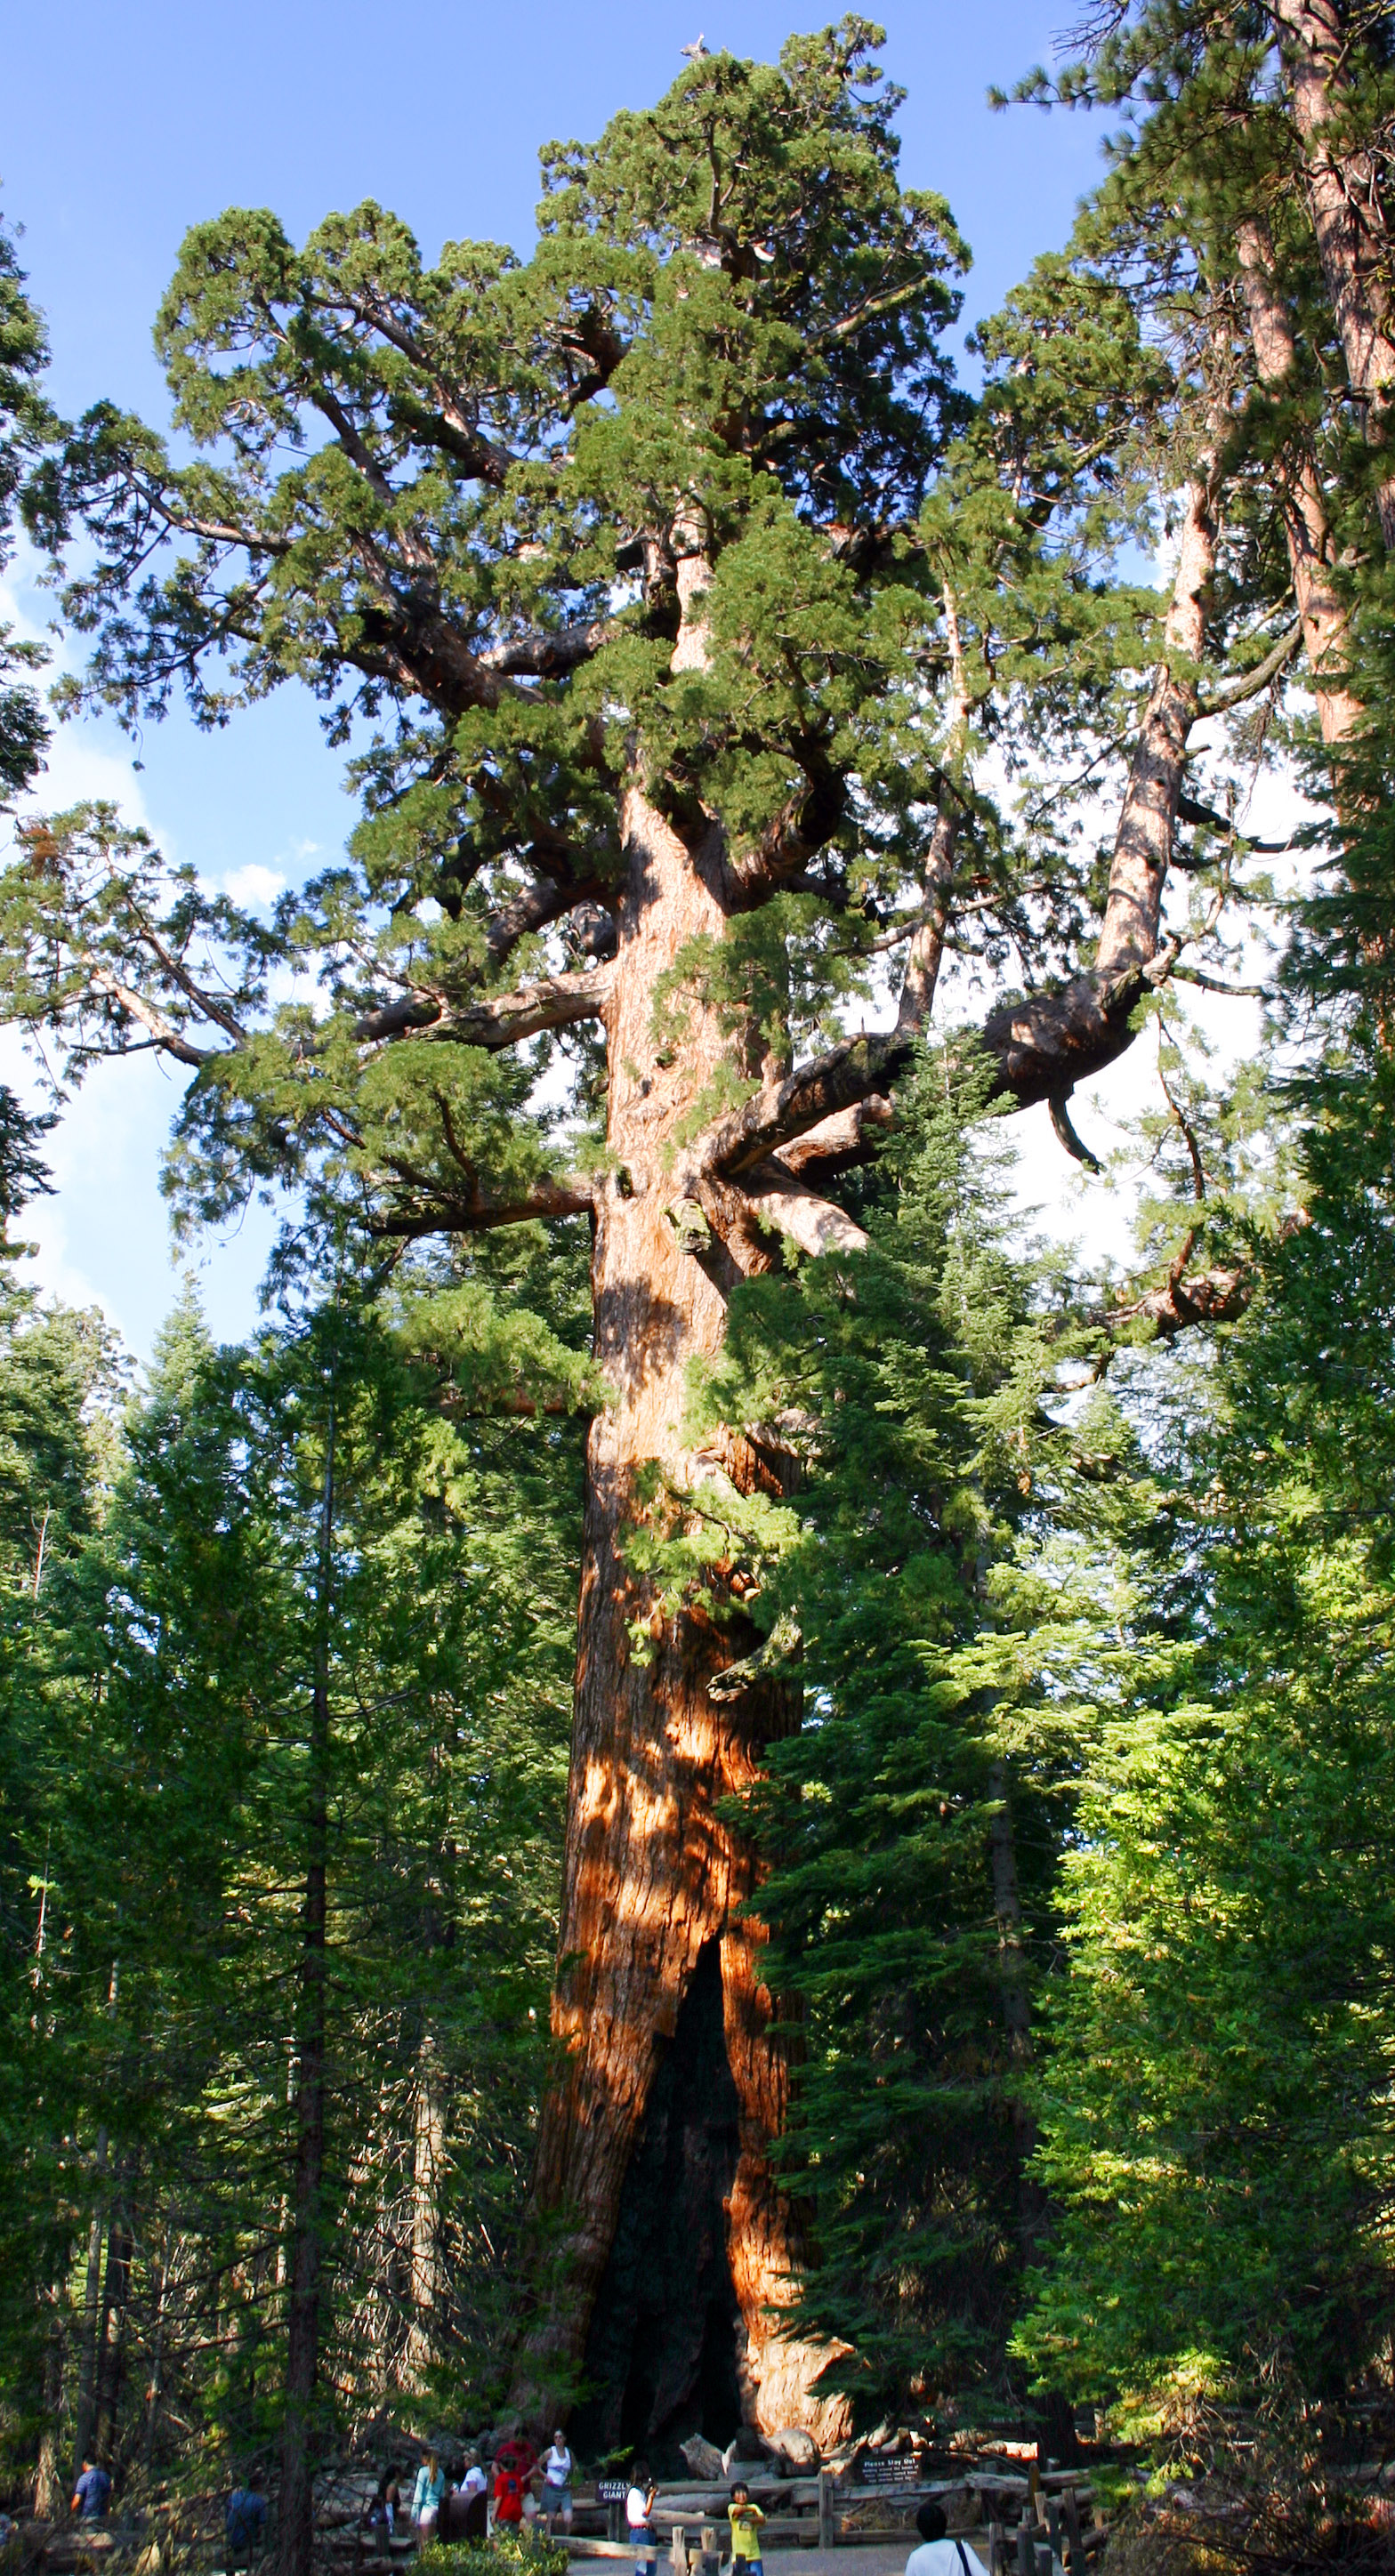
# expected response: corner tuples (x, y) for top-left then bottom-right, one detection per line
(569, 2549), (916, 2576)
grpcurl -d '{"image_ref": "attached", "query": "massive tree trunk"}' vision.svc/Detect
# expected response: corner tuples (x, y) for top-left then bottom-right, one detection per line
(518, 774), (838, 2445)
(515, 559), (847, 2447)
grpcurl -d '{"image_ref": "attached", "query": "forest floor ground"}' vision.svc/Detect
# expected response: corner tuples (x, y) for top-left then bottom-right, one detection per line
(565, 2549), (915, 2576)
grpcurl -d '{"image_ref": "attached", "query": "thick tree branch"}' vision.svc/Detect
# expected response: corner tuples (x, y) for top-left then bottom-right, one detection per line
(353, 960), (615, 1051)
(1197, 616), (1302, 712)
(1091, 1261), (1252, 1339)
(478, 617), (615, 679)
(86, 966), (216, 1068)
(370, 1171), (596, 1237)
(765, 1095), (895, 1182)
(728, 1160), (869, 1259)
(695, 1030), (907, 1180)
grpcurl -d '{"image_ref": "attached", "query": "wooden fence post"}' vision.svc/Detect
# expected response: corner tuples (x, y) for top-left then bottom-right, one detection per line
(671, 2527), (687, 2576)
(1062, 2491), (1083, 2574)
(818, 2475), (835, 2553)
(1017, 2522), (1035, 2576)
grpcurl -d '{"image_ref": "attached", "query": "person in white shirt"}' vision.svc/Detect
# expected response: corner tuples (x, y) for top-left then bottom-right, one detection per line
(542, 2433), (575, 2534)
(626, 2462), (657, 2576)
(906, 2500), (990, 2576)
(456, 2457), (488, 2543)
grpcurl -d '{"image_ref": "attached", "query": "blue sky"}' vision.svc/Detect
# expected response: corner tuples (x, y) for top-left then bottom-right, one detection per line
(2, 0), (1127, 1361)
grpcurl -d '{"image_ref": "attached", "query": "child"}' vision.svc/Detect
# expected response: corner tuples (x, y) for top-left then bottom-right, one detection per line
(493, 2455), (526, 2530)
(728, 2481), (766, 2576)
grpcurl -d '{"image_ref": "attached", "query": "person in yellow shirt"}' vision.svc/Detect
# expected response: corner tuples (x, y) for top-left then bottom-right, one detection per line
(728, 2482), (766, 2576)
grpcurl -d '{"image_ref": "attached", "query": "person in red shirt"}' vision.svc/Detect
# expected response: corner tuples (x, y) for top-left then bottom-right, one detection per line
(492, 2458), (525, 2529)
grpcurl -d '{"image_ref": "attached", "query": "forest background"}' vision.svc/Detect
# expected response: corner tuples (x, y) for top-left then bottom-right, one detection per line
(3, 4), (1395, 2575)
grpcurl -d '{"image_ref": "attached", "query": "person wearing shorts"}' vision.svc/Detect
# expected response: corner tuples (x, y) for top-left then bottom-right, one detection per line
(542, 2433), (574, 2535)
(413, 2453), (445, 2545)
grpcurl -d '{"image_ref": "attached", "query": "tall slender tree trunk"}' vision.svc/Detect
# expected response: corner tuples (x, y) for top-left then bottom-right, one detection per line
(278, 1405), (335, 2576)
(986, 414), (1222, 1104)
(516, 557), (843, 2443)
(405, 2027), (445, 2392)
(897, 582), (970, 1035)
(1272, 0), (1395, 547)
(143, 2215), (174, 2478)
(34, 2291), (67, 2516)
(73, 2197), (105, 2477)
(94, 2200), (133, 2464)
(1236, 214), (1364, 743)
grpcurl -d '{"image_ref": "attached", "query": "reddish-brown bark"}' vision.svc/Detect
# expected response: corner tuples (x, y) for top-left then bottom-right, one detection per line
(1236, 213), (1364, 742)
(515, 756), (846, 2441)
(1272, 0), (1395, 548)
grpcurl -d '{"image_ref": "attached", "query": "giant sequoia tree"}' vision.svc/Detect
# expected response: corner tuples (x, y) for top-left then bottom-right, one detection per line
(5, 17), (1342, 2437)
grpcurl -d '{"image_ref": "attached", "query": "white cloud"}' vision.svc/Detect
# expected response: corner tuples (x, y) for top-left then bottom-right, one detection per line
(221, 861), (286, 908)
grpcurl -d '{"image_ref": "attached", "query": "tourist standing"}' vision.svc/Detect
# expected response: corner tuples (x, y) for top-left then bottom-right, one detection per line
(626, 2463), (657, 2576)
(728, 2482), (765, 2576)
(905, 2502), (988, 2576)
(413, 2453), (446, 2545)
(542, 2433), (574, 2536)
(72, 2461), (111, 2523)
